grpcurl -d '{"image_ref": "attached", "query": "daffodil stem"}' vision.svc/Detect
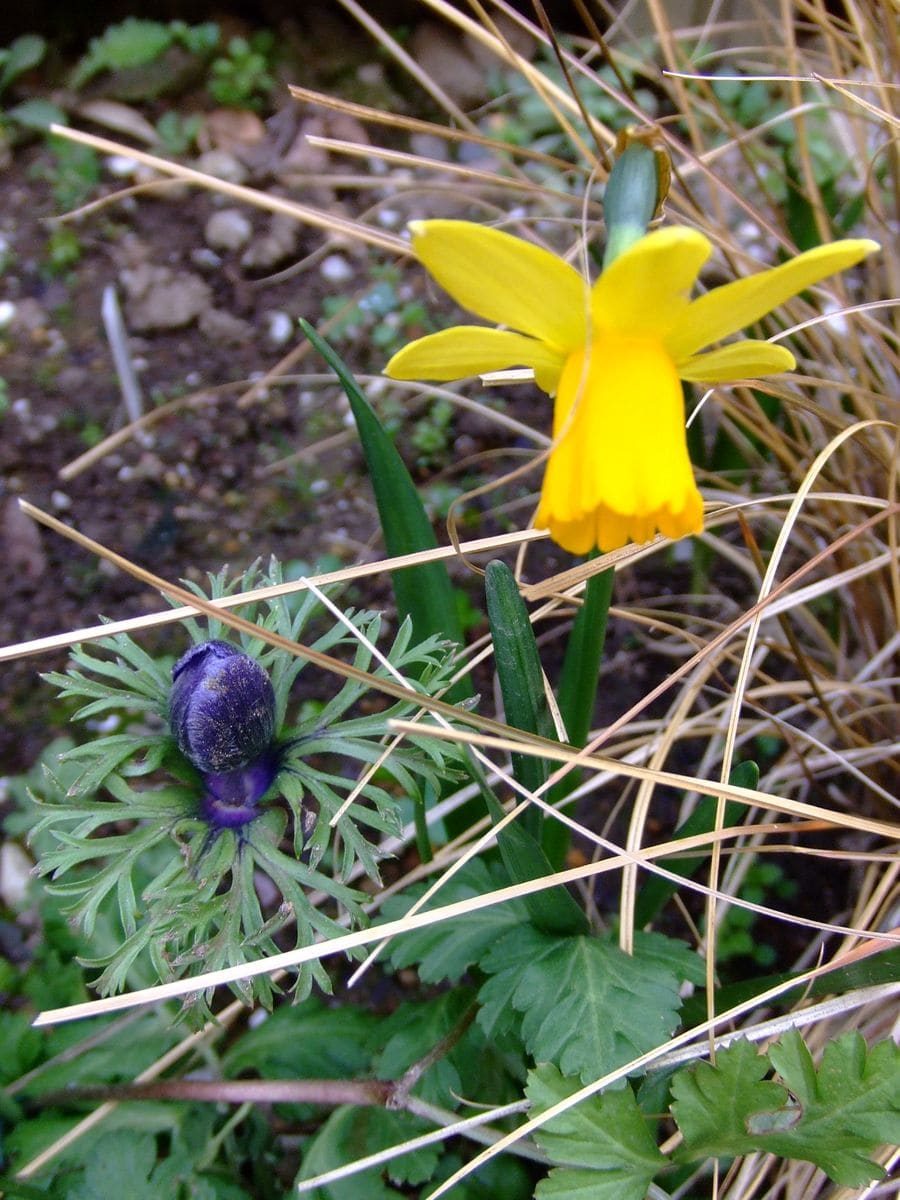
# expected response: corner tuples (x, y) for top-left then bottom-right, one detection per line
(544, 563), (614, 868)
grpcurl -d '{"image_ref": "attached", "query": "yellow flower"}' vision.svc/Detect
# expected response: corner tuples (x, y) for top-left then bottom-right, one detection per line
(384, 221), (878, 555)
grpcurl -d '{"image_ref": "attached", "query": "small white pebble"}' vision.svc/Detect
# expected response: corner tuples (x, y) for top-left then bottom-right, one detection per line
(319, 254), (354, 284)
(86, 713), (121, 733)
(376, 208), (401, 229)
(310, 478), (329, 496)
(0, 299), (16, 329)
(205, 208), (253, 252)
(0, 842), (34, 908)
(357, 63), (384, 86)
(105, 155), (140, 178)
(737, 220), (762, 242)
(11, 397), (30, 419)
(266, 310), (294, 346)
(191, 248), (222, 270)
(50, 490), (71, 511)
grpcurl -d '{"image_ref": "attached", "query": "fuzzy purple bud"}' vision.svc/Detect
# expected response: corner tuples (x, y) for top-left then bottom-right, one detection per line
(170, 640), (276, 775)
(199, 750), (280, 828)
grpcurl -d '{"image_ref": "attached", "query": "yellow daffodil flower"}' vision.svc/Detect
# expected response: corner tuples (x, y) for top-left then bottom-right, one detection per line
(384, 220), (878, 555)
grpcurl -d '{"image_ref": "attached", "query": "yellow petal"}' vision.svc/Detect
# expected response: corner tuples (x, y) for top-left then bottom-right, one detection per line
(591, 226), (712, 337)
(409, 220), (586, 351)
(534, 336), (703, 554)
(384, 327), (565, 392)
(667, 238), (879, 359)
(678, 340), (795, 383)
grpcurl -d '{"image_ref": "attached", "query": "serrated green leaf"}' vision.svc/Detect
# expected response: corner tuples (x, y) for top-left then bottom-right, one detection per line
(383, 860), (531, 983)
(478, 927), (694, 1082)
(528, 1064), (665, 1200)
(671, 1038), (786, 1160)
(767, 1031), (900, 1185)
(673, 1032), (900, 1187)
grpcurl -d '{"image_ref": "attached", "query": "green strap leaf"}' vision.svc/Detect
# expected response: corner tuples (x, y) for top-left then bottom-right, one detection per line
(545, 563), (614, 867)
(300, 319), (464, 654)
(485, 559), (556, 838)
(468, 753), (588, 937)
(482, 560), (587, 935)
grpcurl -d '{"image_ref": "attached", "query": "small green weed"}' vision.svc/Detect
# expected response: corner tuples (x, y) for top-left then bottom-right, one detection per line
(31, 136), (100, 210)
(207, 32), (276, 109)
(70, 18), (220, 90)
(153, 110), (203, 157)
(44, 225), (82, 274)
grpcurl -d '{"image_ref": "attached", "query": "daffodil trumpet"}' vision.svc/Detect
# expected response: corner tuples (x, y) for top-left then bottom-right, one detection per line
(384, 220), (877, 555)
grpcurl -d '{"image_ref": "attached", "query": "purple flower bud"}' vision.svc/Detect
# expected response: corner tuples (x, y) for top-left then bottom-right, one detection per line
(199, 750), (280, 829)
(170, 640), (276, 775)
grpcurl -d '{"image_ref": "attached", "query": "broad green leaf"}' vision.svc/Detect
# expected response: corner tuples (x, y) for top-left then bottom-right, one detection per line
(0, 34), (46, 94)
(295, 1104), (437, 1199)
(478, 926), (695, 1082)
(68, 1130), (158, 1200)
(673, 1032), (900, 1186)
(7, 98), (68, 131)
(223, 995), (374, 1080)
(383, 860), (531, 983)
(373, 990), (475, 1109)
(425, 1151), (534, 1199)
(527, 1064), (666, 1200)
(300, 319), (463, 653)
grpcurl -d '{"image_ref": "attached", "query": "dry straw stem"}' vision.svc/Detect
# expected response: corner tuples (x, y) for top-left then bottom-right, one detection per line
(47, 124), (405, 256)
(0, 516), (544, 663)
(32, 823), (899, 1026)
